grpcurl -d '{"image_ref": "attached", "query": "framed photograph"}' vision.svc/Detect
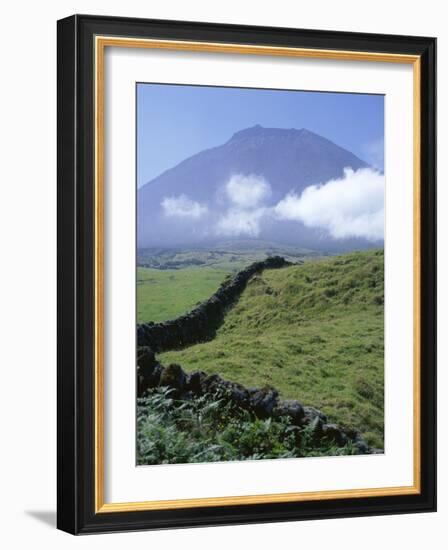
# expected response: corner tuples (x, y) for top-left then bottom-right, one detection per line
(57, 14), (436, 534)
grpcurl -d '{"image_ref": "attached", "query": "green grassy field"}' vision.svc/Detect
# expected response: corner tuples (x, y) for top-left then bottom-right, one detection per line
(159, 249), (384, 448)
(137, 266), (229, 323)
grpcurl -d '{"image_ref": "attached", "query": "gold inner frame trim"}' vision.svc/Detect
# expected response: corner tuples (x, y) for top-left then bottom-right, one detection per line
(94, 35), (421, 514)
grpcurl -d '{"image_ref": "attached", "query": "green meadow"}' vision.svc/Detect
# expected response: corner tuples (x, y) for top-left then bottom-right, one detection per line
(137, 266), (229, 323)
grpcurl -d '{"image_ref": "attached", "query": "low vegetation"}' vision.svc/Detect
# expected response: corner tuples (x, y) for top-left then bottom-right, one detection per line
(137, 387), (357, 465)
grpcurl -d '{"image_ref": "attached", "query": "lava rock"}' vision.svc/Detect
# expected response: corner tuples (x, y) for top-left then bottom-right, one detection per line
(345, 429), (371, 454)
(274, 400), (305, 424)
(227, 382), (250, 408)
(322, 423), (348, 446)
(159, 364), (187, 394)
(353, 437), (370, 455)
(201, 373), (226, 394)
(186, 371), (207, 395)
(136, 346), (164, 395)
(248, 387), (279, 418)
(137, 346), (157, 370)
(303, 406), (327, 424)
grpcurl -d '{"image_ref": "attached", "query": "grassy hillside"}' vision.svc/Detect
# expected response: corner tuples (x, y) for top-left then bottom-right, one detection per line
(137, 243), (319, 323)
(137, 266), (228, 323)
(160, 249), (384, 448)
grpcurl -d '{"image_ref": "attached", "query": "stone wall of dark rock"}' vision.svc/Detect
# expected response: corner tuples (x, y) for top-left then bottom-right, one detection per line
(137, 256), (293, 352)
(136, 347), (375, 455)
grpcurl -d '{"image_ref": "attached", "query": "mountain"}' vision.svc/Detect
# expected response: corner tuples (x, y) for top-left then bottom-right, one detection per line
(137, 125), (373, 250)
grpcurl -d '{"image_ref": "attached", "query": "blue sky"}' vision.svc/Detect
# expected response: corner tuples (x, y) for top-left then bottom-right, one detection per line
(137, 83), (384, 187)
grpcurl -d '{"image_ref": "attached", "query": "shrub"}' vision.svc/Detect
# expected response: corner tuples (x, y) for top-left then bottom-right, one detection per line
(137, 387), (356, 465)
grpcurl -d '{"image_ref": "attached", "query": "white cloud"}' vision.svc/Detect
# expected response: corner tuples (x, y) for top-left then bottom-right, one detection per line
(161, 194), (208, 219)
(215, 207), (267, 237)
(225, 174), (271, 208)
(215, 174), (272, 237)
(275, 167), (384, 241)
(161, 170), (384, 242)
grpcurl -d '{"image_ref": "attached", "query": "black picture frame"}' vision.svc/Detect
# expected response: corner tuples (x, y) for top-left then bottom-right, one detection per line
(57, 14), (436, 534)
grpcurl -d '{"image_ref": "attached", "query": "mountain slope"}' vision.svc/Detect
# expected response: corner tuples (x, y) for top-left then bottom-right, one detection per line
(137, 126), (370, 249)
(159, 249), (385, 448)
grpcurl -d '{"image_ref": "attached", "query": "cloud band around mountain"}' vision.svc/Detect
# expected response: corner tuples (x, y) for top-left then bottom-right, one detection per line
(224, 174), (271, 208)
(215, 175), (272, 237)
(274, 167), (384, 241)
(160, 167), (384, 242)
(161, 194), (208, 219)
(215, 207), (268, 238)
